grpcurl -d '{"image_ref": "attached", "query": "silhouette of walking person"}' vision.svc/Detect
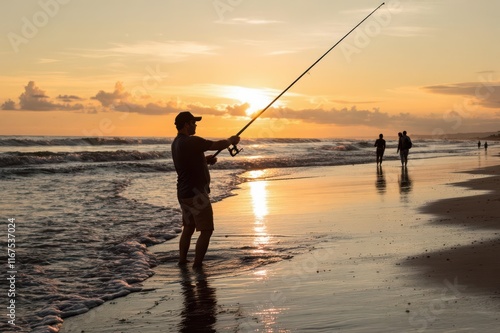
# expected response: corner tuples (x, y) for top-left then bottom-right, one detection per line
(397, 131), (412, 167)
(374, 133), (386, 165)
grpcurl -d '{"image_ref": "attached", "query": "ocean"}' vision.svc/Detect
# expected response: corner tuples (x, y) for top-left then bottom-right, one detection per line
(0, 135), (481, 333)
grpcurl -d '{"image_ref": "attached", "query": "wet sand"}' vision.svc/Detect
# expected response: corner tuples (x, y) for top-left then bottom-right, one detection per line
(404, 164), (500, 295)
(60, 149), (500, 332)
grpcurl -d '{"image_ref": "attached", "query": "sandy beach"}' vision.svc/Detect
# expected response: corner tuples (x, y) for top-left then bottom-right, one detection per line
(59, 149), (500, 333)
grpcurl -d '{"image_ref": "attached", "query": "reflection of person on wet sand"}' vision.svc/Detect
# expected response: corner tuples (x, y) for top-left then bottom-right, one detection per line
(398, 166), (412, 195)
(179, 267), (217, 332)
(375, 164), (386, 194)
(374, 133), (386, 165)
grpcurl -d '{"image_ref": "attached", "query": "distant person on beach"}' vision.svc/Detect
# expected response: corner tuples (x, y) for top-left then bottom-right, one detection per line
(478, 140), (481, 149)
(396, 132), (403, 165)
(484, 142), (488, 150)
(374, 133), (386, 165)
(171, 111), (240, 268)
(397, 131), (412, 167)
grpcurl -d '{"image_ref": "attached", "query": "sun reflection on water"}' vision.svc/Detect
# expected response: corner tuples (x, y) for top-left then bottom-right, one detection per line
(249, 175), (270, 255)
(248, 169), (265, 179)
(250, 181), (268, 218)
(247, 172), (291, 329)
(253, 269), (268, 280)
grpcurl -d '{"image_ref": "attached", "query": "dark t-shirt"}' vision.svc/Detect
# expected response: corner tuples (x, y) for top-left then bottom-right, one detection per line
(374, 138), (386, 151)
(401, 136), (412, 150)
(171, 134), (213, 199)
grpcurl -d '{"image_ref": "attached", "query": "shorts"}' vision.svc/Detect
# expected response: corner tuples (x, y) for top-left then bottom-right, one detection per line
(400, 149), (409, 159)
(179, 193), (214, 231)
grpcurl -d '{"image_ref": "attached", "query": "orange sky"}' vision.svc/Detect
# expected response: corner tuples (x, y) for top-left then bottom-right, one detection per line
(1, 0), (499, 138)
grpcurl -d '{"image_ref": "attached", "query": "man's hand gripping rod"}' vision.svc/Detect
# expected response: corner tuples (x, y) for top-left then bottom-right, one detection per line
(214, 2), (385, 158)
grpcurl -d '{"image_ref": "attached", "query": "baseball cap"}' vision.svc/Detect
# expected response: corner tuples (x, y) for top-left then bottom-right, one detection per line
(174, 111), (202, 126)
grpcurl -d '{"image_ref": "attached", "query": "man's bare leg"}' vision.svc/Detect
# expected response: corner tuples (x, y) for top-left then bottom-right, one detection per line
(193, 230), (213, 268)
(178, 224), (195, 265)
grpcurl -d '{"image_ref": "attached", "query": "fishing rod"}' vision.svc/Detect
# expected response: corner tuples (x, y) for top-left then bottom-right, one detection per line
(214, 2), (385, 158)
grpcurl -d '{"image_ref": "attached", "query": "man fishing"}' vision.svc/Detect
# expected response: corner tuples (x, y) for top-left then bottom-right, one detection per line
(171, 111), (240, 268)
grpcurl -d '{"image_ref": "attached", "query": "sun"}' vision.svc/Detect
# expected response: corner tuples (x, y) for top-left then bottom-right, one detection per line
(227, 86), (281, 116)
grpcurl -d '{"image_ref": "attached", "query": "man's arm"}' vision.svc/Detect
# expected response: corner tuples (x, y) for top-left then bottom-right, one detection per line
(208, 135), (240, 151)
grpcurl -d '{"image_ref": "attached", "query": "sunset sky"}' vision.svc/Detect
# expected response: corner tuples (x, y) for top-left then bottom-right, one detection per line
(1, 0), (499, 139)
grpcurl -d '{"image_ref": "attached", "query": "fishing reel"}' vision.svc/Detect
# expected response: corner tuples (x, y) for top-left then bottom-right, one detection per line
(228, 144), (243, 157)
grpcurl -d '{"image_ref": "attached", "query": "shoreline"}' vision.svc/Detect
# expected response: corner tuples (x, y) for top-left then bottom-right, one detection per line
(403, 164), (500, 295)
(60, 151), (500, 332)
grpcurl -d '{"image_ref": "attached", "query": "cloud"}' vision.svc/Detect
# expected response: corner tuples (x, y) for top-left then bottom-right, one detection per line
(221, 17), (282, 25)
(19, 82), (50, 110)
(258, 105), (500, 134)
(113, 101), (180, 116)
(57, 95), (84, 102)
(66, 41), (217, 63)
(91, 82), (249, 117)
(423, 81), (500, 108)
(262, 106), (392, 126)
(383, 26), (432, 37)
(225, 102), (250, 117)
(331, 99), (380, 105)
(92, 82), (186, 115)
(294, 107), (391, 125)
(1, 99), (16, 110)
(85, 81), (500, 133)
(17, 81), (84, 111)
(92, 82), (130, 107)
(4, 80), (500, 134)
(37, 58), (60, 64)
(106, 41), (217, 61)
(185, 104), (227, 117)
